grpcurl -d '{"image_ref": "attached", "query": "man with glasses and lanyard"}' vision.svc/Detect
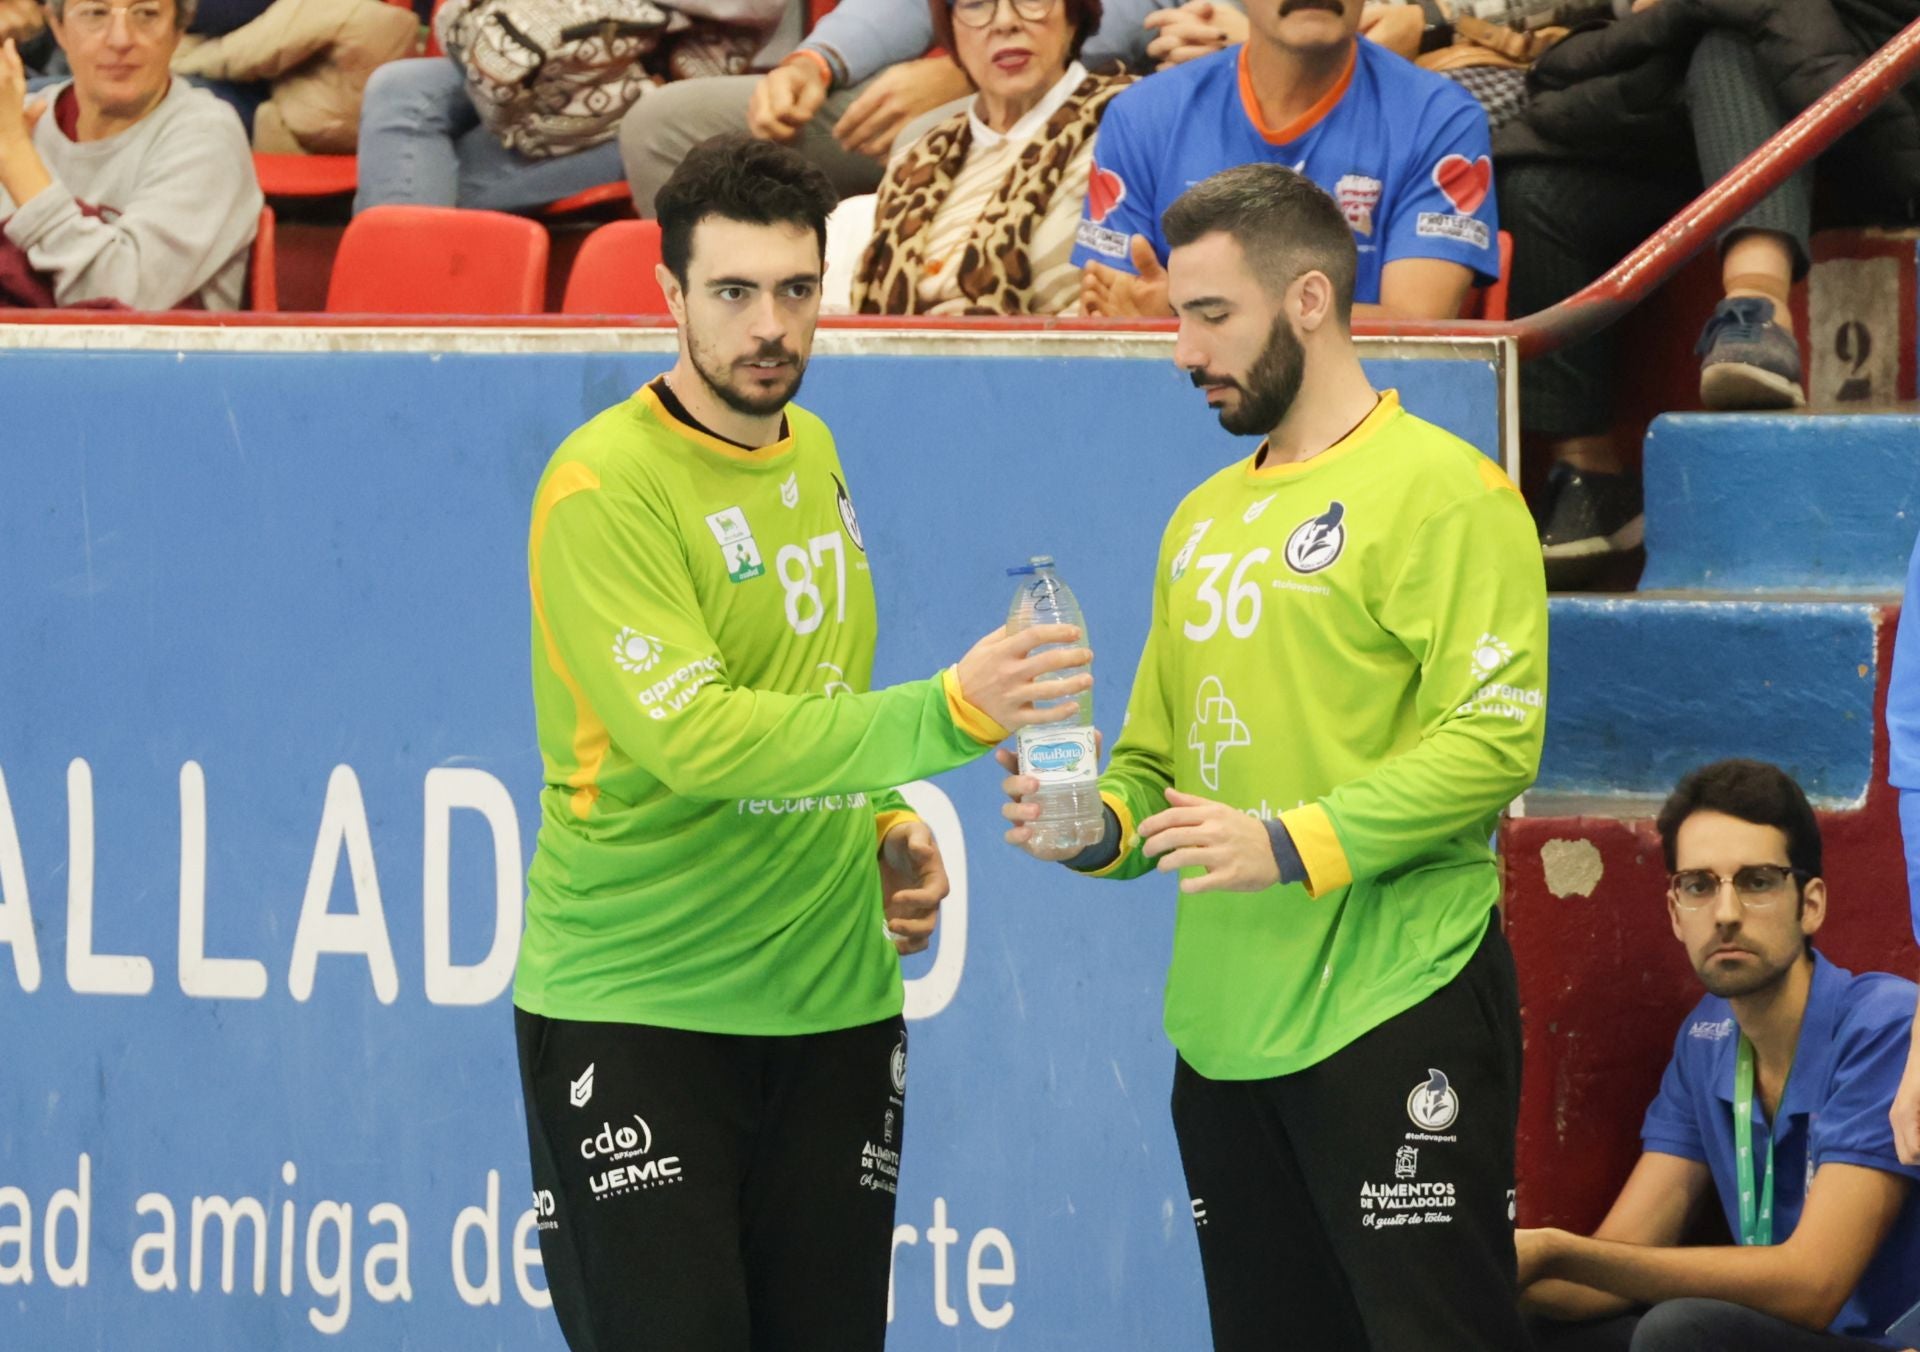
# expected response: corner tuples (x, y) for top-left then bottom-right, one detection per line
(1520, 759), (1920, 1352)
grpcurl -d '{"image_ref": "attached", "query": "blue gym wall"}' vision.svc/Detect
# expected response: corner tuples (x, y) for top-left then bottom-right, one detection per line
(0, 338), (1504, 1349)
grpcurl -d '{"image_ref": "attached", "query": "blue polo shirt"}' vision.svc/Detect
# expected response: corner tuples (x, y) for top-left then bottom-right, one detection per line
(1641, 953), (1920, 1346)
(1069, 39), (1501, 302)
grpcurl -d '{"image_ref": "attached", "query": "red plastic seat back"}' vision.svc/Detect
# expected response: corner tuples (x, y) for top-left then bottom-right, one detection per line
(248, 205), (278, 311)
(326, 205), (550, 315)
(560, 220), (669, 316)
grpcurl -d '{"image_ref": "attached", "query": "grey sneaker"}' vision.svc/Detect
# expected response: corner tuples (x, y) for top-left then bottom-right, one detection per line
(1697, 296), (1806, 411)
(1538, 463), (1644, 591)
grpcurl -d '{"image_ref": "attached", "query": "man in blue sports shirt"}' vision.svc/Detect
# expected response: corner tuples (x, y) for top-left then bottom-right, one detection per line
(1520, 760), (1920, 1352)
(1075, 0), (1499, 320)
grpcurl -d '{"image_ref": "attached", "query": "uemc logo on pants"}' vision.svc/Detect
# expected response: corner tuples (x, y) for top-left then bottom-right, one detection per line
(582, 1114), (686, 1198)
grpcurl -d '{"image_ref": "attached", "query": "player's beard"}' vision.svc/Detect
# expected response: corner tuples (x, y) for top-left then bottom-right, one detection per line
(1694, 939), (1801, 1000)
(688, 327), (809, 418)
(1199, 311), (1307, 437)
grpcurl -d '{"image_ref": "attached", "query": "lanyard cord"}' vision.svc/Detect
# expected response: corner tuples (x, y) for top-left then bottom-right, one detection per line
(1734, 1035), (1782, 1246)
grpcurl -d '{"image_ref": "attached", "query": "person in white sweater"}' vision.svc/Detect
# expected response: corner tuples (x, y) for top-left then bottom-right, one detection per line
(847, 0), (1129, 315)
(0, 0), (259, 310)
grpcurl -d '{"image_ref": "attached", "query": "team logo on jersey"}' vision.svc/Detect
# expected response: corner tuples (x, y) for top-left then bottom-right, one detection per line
(1284, 501), (1347, 574)
(1335, 173), (1383, 238)
(1395, 1146), (1419, 1180)
(1243, 494), (1276, 525)
(705, 505), (765, 583)
(1171, 518), (1213, 581)
(611, 627), (666, 674)
(1469, 633), (1514, 684)
(833, 474), (866, 553)
(780, 472), (800, 509)
(570, 1063), (595, 1109)
(890, 1036), (908, 1096)
(1406, 1069), (1460, 1132)
(1187, 675), (1251, 791)
(817, 662), (854, 699)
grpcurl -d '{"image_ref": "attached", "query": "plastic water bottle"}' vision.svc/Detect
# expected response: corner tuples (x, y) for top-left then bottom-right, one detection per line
(1006, 556), (1103, 852)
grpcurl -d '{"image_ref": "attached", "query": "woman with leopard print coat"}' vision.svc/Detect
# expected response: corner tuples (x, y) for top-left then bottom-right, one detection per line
(851, 0), (1129, 314)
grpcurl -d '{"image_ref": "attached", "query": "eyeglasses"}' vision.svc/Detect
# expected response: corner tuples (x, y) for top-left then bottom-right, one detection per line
(64, 1), (172, 36)
(949, 0), (1058, 28)
(1668, 865), (1810, 911)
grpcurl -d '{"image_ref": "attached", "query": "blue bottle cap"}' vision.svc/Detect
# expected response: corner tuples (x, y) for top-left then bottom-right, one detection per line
(1006, 564), (1037, 576)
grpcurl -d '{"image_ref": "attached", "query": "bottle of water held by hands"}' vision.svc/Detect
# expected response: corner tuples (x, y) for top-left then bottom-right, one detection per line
(1005, 556), (1103, 851)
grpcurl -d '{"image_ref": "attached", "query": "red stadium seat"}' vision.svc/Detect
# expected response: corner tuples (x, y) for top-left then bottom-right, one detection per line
(560, 220), (669, 316)
(248, 205), (278, 311)
(1462, 229), (1514, 322)
(541, 181), (638, 221)
(325, 205), (550, 314)
(254, 152), (359, 199)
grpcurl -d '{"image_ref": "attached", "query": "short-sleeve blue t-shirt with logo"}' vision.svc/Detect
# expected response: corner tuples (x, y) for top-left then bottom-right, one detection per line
(1640, 954), (1920, 1346)
(1071, 40), (1500, 301)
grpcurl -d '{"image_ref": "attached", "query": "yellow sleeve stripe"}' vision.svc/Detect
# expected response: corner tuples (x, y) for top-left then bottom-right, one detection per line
(529, 461), (608, 819)
(874, 809), (919, 849)
(1079, 790), (1138, 878)
(1279, 803), (1352, 898)
(941, 667), (1010, 746)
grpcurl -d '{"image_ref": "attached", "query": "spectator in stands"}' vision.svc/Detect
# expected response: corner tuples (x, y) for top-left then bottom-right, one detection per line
(0, 0), (261, 309)
(1498, 0), (1920, 588)
(845, 0), (1127, 313)
(621, 0), (1164, 215)
(170, 0), (416, 152)
(355, 0), (784, 214)
(1520, 759), (1920, 1352)
(1074, 0), (1500, 320)
(2, 0), (58, 76)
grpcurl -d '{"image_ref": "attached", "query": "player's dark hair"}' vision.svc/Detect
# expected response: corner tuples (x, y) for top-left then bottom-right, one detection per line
(1655, 759), (1822, 880)
(1161, 164), (1359, 324)
(654, 134), (837, 286)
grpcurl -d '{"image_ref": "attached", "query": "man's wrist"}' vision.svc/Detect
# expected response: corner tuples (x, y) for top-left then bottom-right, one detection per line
(785, 47), (837, 91)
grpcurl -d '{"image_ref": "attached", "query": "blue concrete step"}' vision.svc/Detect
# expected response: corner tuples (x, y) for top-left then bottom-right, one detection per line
(1539, 595), (1886, 807)
(1641, 412), (1920, 593)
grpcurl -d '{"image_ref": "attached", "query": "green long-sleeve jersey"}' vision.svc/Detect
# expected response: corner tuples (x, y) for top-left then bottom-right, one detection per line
(1089, 392), (1548, 1079)
(516, 385), (998, 1034)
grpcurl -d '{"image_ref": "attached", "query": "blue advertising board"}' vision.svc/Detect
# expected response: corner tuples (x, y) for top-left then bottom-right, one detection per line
(0, 328), (1510, 1349)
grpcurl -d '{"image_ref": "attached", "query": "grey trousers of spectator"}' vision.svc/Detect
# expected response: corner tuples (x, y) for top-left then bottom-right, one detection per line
(619, 73), (887, 216)
(1528, 1300), (1889, 1351)
(1503, 30), (1815, 439)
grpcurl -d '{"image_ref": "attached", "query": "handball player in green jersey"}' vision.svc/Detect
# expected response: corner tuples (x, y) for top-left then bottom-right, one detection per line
(516, 135), (1091, 1351)
(1002, 163), (1548, 1351)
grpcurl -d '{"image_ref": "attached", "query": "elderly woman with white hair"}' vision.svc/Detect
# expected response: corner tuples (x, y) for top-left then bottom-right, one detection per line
(0, 0), (259, 309)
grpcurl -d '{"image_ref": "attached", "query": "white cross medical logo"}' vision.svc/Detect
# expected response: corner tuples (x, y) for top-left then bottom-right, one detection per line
(1187, 675), (1250, 791)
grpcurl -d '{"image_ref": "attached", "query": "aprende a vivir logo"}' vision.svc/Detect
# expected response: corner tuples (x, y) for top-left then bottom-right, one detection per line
(1432, 154), (1492, 216)
(1407, 1068), (1460, 1132)
(611, 627), (666, 674)
(1087, 164), (1126, 225)
(570, 1063), (595, 1109)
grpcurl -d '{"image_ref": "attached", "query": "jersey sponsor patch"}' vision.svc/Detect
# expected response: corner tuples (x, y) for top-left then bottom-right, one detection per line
(1187, 674), (1250, 792)
(1076, 218), (1129, 260)
(1335, 173), (1382, 238)
(1432, 153), (1491, 215)
(1088, 163), (1126, 224)
(1416, 212), (1491, 251)
(1170, 518), (1213, 581)
(705, 506), (765, 582)
(1284, 501), (1347, 574)
(780, 471), (800, 509)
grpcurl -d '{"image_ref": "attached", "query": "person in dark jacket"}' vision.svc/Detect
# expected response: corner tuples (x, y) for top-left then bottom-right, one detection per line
(1496, 0), (1920, 590)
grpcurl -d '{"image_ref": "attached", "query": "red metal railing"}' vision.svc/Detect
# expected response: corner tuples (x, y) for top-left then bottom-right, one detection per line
(1365, 13), (1920, 359)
